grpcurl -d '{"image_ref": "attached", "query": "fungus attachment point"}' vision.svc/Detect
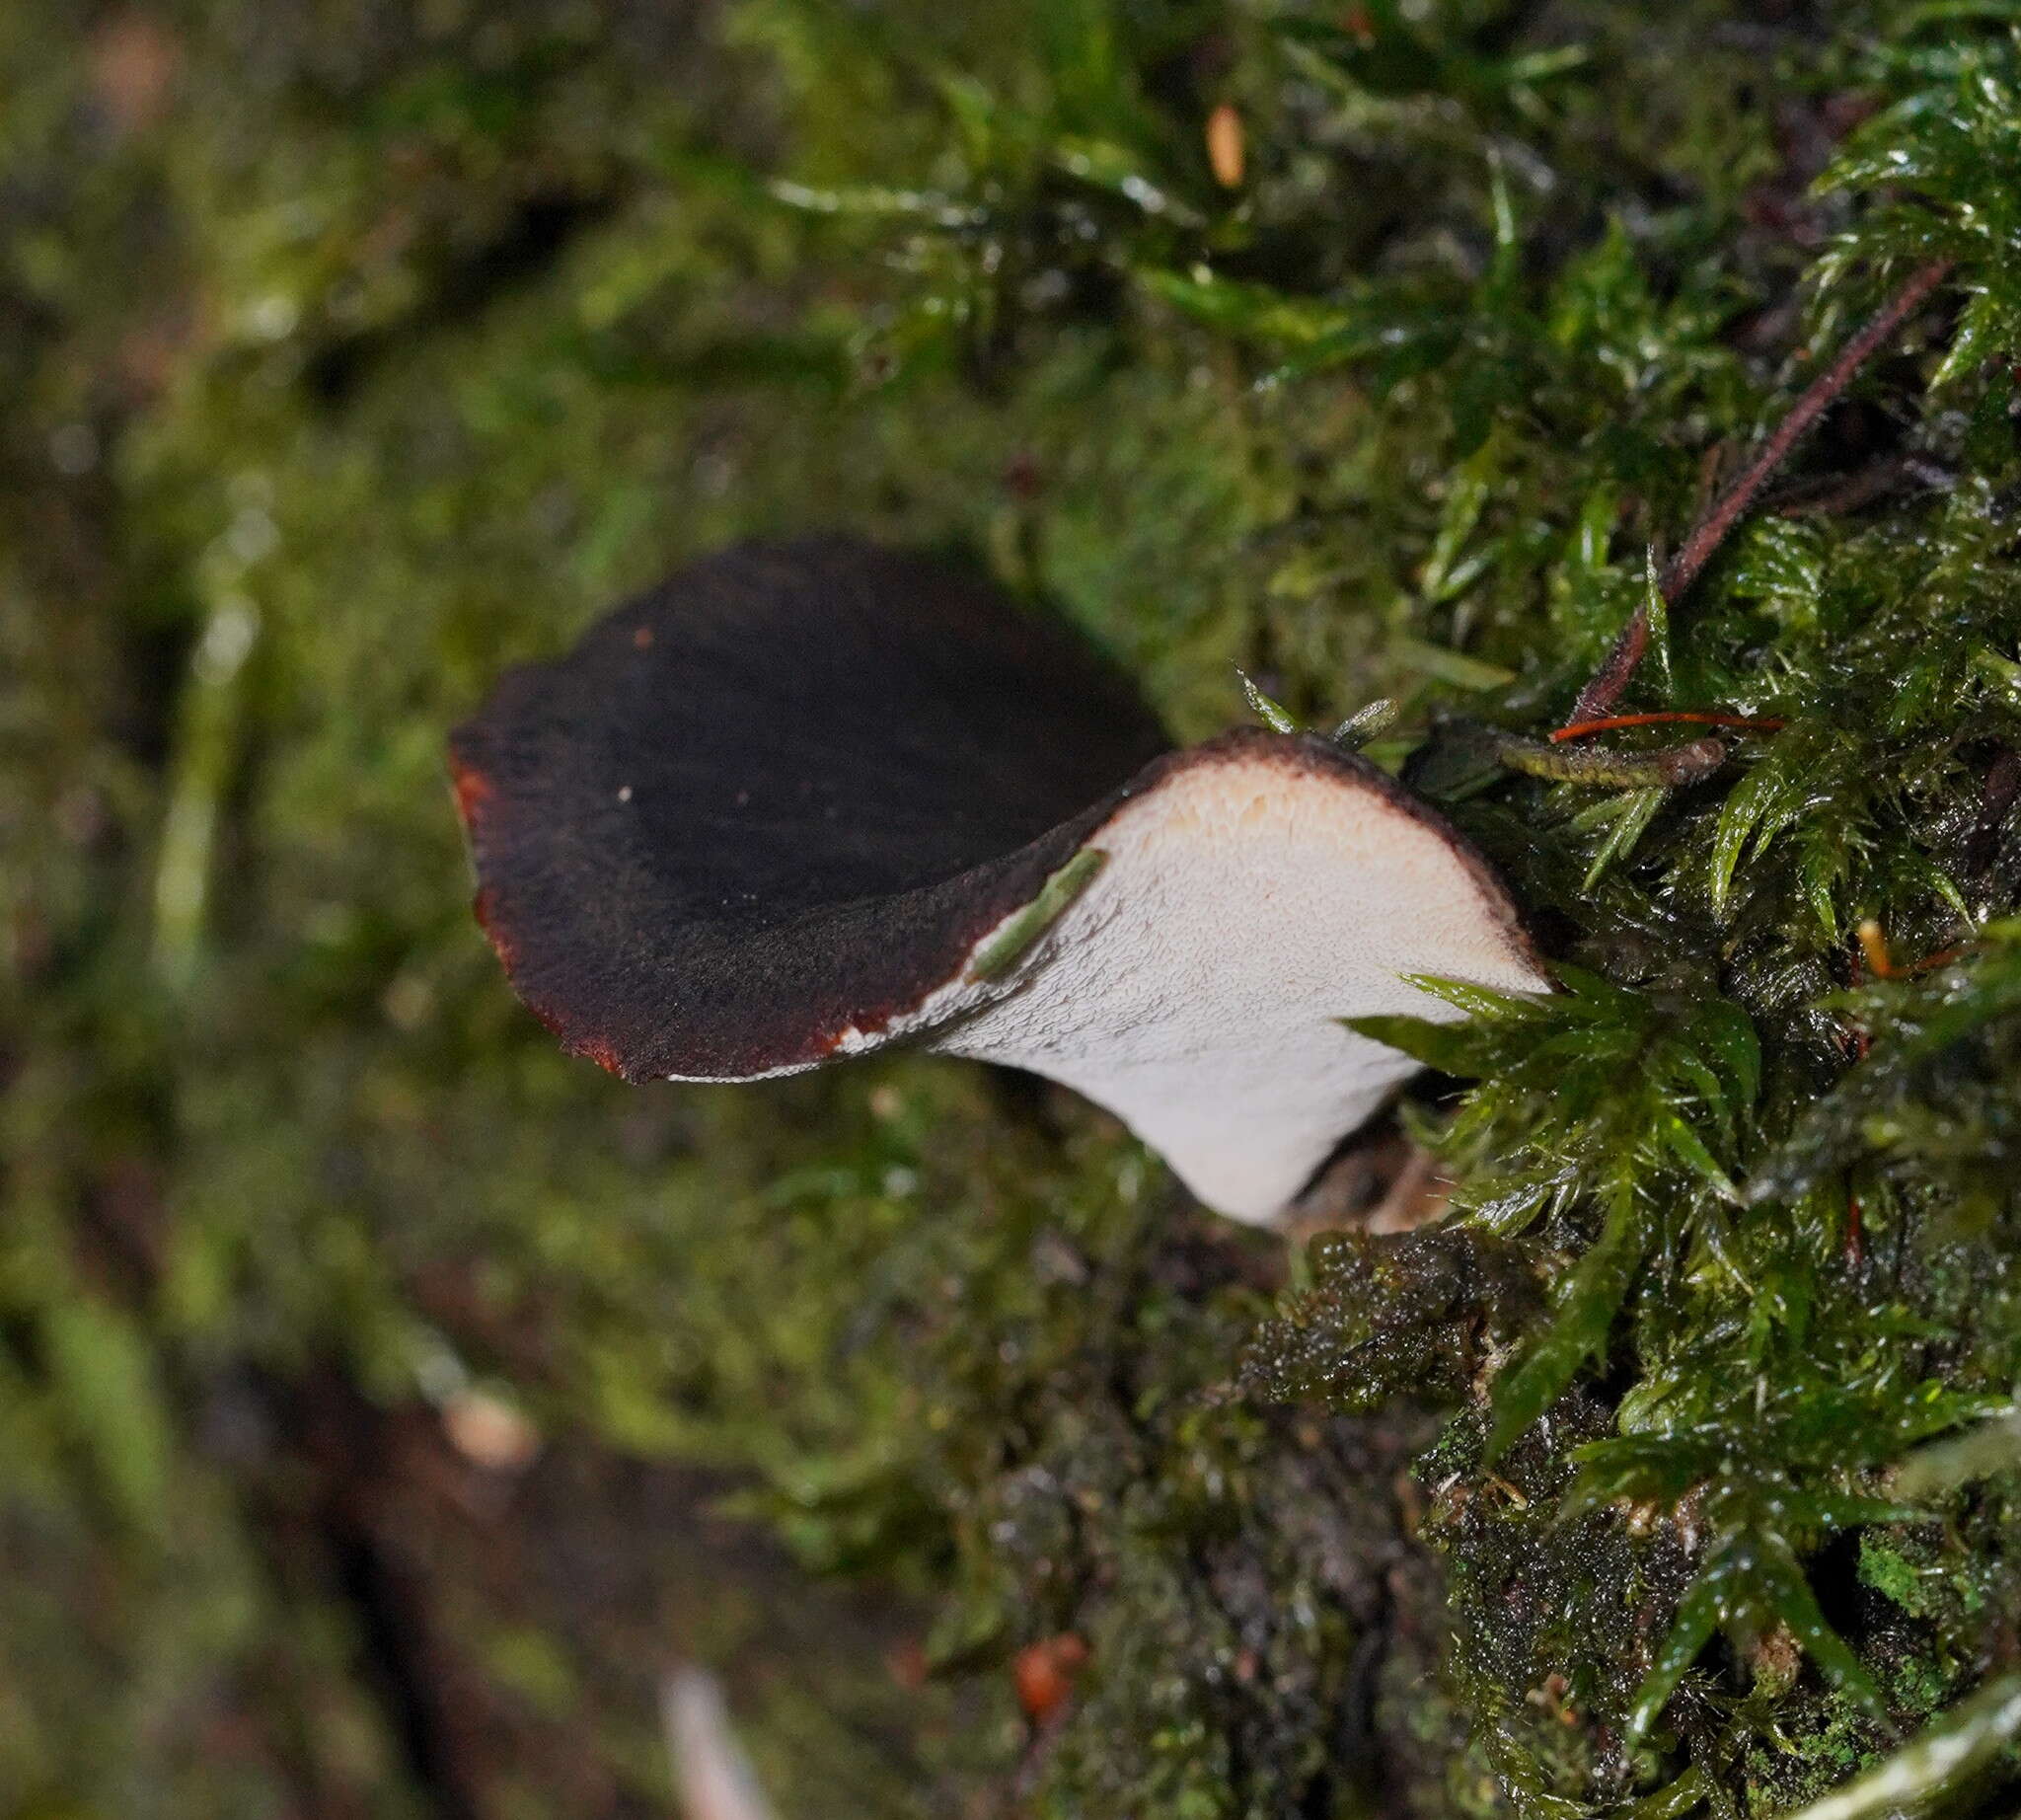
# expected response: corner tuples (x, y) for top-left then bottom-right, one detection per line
(452, 537), (1548, 1224)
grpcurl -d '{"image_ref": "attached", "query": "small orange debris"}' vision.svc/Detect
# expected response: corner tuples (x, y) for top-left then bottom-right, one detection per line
(1013, 1633), (1089, 1723)
(441, 1388), (541, 1474)
(885, 1638), (928, 1690)
(1206, 103), (1245, 190)
(91, 14), (182, 136)
(1856, 917), (1964, 982)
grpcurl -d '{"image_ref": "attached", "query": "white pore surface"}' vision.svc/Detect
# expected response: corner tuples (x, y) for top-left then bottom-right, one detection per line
(919, 753), (1549, 1225)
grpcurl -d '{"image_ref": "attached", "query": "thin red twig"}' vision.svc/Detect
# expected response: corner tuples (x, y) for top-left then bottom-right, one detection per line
(1563, 260), (1955, 727)
(1549, 711), (1786, 743)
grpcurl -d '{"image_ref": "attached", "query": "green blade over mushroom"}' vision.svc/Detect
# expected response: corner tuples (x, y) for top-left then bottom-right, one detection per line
(451, 536), (1547, 1224)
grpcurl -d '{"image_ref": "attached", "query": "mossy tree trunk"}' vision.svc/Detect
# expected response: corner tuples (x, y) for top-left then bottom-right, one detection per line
(3, 4), (2020, 1817)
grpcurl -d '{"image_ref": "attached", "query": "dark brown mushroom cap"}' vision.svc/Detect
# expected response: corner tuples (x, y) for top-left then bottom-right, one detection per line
(450, 537), (1170, 1080)
(453, 535), (1553, 1223)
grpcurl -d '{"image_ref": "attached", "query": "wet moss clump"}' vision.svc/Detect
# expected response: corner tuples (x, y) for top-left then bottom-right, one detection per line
(1245, 1226), (1542, 1415)
(5, 1), (2021, 1816)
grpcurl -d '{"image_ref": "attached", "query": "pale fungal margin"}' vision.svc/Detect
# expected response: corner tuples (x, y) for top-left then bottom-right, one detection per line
(451, 535), (1550, 1225)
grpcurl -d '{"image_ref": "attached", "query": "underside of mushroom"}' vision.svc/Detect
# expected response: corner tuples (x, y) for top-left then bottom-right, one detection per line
(451, 536), (1549, 1225)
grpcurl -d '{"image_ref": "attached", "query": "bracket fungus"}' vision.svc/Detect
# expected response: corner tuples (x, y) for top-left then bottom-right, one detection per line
(451, 536), (1548, 1224)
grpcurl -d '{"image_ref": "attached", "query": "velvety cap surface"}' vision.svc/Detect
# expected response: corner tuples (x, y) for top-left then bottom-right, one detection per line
(450, 537), (1170, 1079)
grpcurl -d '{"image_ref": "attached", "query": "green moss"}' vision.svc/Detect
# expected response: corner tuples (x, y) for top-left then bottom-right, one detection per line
(1858, 1537), (1932, 1622)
